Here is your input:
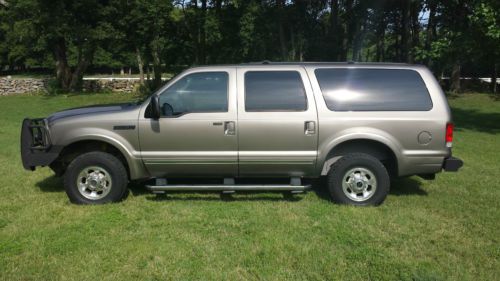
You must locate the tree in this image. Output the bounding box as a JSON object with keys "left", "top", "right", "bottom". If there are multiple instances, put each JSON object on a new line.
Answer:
{"left": 2, "top": 0, "right": 119, "bottom": 91}
{"left": 0, "top": 0, "right": 498, "bottom": 94}
{"left": 470, "top": 1, "right": 500, "bottom": 93}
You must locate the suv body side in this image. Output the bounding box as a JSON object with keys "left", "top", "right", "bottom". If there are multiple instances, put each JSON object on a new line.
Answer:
{"left": 44, "top": 64, "right": 451, "bottom": 180}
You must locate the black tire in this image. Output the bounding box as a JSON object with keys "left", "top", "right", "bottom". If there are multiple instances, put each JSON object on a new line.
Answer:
{"left": 64, "top": 151, "right": 128, "bottom": 204}
{"left": 327, "top": 153, "right": 390, "bottom": 206}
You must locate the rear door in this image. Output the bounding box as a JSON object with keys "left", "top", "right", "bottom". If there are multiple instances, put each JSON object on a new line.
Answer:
{"left": 236, "top": 66, "right": 318, "bottom": 177}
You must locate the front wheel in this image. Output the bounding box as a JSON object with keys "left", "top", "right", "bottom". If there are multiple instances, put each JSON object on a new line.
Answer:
{"left": 64, "top": 152, "right": 128, "bottom": 204}
{"left": 327, "top": 153, "right": 390, "bottom": 206}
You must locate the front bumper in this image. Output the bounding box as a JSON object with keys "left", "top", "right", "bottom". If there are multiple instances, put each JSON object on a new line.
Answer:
{"left": 21, "top": 118, "right": 62, "bottom": 171}
{"left": 442, "top": 156, "right": 463, "bottom": 172}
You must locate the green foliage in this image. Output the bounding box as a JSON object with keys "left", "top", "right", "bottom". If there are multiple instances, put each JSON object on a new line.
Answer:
{"left": 471, "top": 3, "right": 500, "bottom": 39}
{"left": 44, "top": 78, "right": 64, "bottom": 96}
{"left": 0, "top": 0, "right": 499, "bottom": 92}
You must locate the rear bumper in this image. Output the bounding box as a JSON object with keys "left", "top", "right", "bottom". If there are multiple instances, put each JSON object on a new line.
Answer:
{"left": 442, "top": 156, "right": 463, "bottom": 172}
{"left": 21, "top": 118, "right": 62, "bottom": 171}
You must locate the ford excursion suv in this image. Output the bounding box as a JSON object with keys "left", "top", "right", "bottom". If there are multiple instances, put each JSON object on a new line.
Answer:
{"left": 21, "top": 62, "right": 463, "bottom": 205}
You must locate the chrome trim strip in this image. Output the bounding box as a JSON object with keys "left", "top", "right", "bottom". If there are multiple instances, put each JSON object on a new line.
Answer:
{"left": 141, "top": 151, "right": 238, "bottom": 157}
{"left": 239, "top": 151, "right": 317, "bottom": 156}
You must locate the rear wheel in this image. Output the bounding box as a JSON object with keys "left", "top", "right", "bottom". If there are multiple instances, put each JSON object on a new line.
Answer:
{"left": 64, "top": 152, "right": 128, "bottom": 204}
{"left": 327, "top": 153, "right": 390, "bottom": 206}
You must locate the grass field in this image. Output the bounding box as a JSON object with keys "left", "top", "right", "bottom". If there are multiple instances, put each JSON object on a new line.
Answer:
{"left": 0, "top": 92, "right": 499, "bottom": 280}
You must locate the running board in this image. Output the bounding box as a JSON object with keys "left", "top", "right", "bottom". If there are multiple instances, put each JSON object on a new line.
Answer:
{"left": 146, "top": 184, "right": 312, "bottom": 194}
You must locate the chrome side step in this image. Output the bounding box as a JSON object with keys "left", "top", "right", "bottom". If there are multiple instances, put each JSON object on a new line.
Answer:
{"left": 146, "top": 184, "right": 312, "bottom": 194}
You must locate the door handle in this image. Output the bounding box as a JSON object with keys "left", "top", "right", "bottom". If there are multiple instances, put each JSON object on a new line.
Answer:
{"left": 224, "top": 121, "right": 236, "bottom": 135}
{"left": 305, "top": 121, "right": 316, "bottom": 135}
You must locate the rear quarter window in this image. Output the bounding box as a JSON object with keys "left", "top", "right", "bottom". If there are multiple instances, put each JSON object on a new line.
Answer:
{"left": 314, "top": 68, "right": 433, "bottom": 111}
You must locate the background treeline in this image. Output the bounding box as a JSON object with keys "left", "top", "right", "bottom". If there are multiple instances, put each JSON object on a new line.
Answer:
{"left": 0, "top": 0, "right": 499, "bottom": 93}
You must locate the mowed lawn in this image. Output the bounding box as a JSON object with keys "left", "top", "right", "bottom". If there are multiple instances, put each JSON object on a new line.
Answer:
{"left": 0, "top": 92, "right": 499, "bottom": 281}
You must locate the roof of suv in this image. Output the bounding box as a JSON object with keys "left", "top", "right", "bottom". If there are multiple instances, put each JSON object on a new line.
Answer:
{"left": 190, "top": 61, "right": 424, "bottom": 70}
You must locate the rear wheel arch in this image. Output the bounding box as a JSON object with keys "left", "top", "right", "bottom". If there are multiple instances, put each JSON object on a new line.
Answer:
{"left": 320, "top": 139, "right": 399, "bottom": 177}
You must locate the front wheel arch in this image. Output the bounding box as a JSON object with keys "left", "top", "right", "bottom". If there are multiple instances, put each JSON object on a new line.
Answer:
{"left": 51, "top": 140, "right": 131, "bottom": 180}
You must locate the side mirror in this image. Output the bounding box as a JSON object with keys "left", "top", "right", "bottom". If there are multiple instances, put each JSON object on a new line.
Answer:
{"left": 150, "top": 95, "right": 161, "bottom": 119}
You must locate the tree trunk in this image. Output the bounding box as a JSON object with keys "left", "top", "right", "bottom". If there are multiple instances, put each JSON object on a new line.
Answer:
{"left": 191, "top": 0, "right": 200, "bottom": 64}
{"left": 352, "top": 15, "right": 367, "bottom": 62}
{"left": 68, "top": 59, "right": 89, "bottom": 91}
{"left": 330, "top": 0, "right": 341, "bottom": 60}
{"left": 53, "top": 38, "right": 72, "bottom": 91}
{"left": 136, "top": 47, "right": 145, "bottom": 84}
{"left": 375, "top": 20, "right": 386, "bottom": 62}
{"left": 152, "top": 48, "right": 162, "bottom": 90}
{"left": 277, "top": 0, "right": 288, "bottom": 60}
{"left": 400, "top": 0, "right": 411, "bottom": 62}
{"left": 450, "top": 61, "right": 461, "bottom": 93}
{"left": 200, "top": 0, "right": 207, "bottom": 64}
{"left": 53, "top": 37, "right": 92, "bottom": 92}
{"left": 340, "top": 0, "right": 354, "bottom": 61}
{"left": 68, "top": 45, "right": 94, "bottom": 91}
{"left": 492, "top": 63, "right": 498, "bottom": 94}
{"left": 409, "top": 1, "right": 420, "bottom": 63}
{"left": 424, "top": 0, "right": 437, "bottom": 67}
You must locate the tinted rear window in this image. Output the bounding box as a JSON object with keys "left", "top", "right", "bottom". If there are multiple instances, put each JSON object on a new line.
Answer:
{"left": 245, "top": 71, "right": 307, "bottom": 111}
{"left": 314, "top": 68, "right": 433, "bottom": 111}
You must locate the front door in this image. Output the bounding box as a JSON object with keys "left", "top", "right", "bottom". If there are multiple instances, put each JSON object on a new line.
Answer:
{"left": 138, "top": 68, "right": 238, "bottom": 177}
{"left": 236, "top": 66, "right": 319, "bottom": 177}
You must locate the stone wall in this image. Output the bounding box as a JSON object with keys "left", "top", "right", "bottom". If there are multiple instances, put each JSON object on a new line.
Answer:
{"left": 82, "top": 79, "right": 140, "bottom": 93}
{"left": 0, "top": 78, "right": 49, "bottom": 95}
{"left": 0, "top": 77, "right": 143, "bottom": 95}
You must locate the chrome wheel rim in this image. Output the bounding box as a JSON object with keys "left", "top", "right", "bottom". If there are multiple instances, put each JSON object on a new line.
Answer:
{"left": 342, "top": 167, "right": 377, "bottom": 202}
{"left": 76, "top": 166, "right": 113, "bottom": 200}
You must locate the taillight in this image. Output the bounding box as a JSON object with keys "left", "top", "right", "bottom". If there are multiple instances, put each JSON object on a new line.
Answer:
{"left": 445, "top": 123, "right": 454, "bottom": 147}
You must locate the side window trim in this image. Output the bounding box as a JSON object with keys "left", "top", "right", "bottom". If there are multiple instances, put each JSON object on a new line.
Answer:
{"left": 158, "top": 71, "right": 230, "bottom": 118}
{"left": 244, "top": 70, "right": 308, "bottom": 112}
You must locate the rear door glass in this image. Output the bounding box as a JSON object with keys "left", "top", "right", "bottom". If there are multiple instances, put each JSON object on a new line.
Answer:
{"left": 244, "top": 71, "right": 307, "bottom": 112}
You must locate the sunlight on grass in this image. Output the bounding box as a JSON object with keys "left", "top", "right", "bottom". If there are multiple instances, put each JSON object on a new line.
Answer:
{"left": 0, "top": 92, "right": 499, "bottom": 280}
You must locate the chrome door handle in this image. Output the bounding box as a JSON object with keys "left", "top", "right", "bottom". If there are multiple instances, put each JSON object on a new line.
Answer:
{"left": 305, "top": 121, "right": 316, "bottom": 135}
{"left": 224, "top": 121, "right": 235, "bottom": 135}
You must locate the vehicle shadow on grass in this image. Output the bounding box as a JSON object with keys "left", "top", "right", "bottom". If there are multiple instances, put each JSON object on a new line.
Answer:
{"left": 36, "top": 175, "right": 64, "bottom": 192}
{"left": 35, "top": 176, "right": 304, "bottom": 202}
{"left": 142, "top": 192, "right": 305, "bottom": 202}
{"left": 451, "top": 107, "right": 500, "bottom": 134}
{"left": 36, "top": 175, "right": 426, "bottom": 202}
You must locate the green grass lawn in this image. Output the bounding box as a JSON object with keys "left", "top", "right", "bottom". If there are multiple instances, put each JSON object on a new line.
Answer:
{"left": 0, "top": 93, "right": 499, "bottom": 280}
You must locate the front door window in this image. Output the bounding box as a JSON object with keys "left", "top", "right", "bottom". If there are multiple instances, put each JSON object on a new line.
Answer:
{"left": 159, "top": 72, "right": 229, "bottom": 117}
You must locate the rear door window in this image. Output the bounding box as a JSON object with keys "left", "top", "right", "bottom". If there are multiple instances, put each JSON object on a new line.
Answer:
{"left": 244, "top": 71, "right": 307, "bottom": 112}
{"left": 314, "top": 68, "right": 433, "bottom": 111}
